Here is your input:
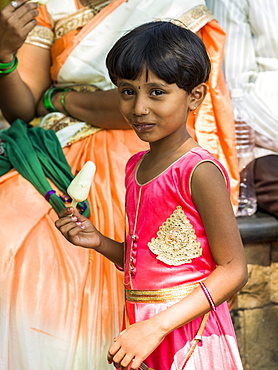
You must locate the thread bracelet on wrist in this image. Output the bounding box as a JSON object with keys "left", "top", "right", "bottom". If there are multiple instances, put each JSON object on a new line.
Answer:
{"left": 199, "top": 281, "right": 216, "bottom": 311}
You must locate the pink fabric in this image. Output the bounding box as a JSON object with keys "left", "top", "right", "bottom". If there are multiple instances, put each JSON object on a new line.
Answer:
{"left": 124, "top": 147, "right": 243, "bottom": 369}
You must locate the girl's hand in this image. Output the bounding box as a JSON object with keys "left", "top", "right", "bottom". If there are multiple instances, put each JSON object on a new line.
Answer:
{"left": 0, "top": 0, "right": 39, "bottom": 62}
{"left": 107, "top": 318, "right": 165, "bottom": 369}
{"left": 55, "top": 207, "right": 102, "bottom": 250}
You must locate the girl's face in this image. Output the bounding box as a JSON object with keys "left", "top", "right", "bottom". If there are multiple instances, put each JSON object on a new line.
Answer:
{"left": 117, "top": 70, "right": 192, "bottom": 145}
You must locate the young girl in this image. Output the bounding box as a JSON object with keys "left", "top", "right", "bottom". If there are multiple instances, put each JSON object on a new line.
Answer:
{"left": 55, "top": 21, "right": 247, "bottom": 370}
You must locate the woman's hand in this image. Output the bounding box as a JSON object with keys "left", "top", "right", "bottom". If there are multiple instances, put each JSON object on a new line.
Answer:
{"left": 55, "top": 207, "right": 102, "bottom": 250}
{"left": 36, "top": 87, "right": 53, "bottom": 117}
{"left": 0, "top": 0, "right": 39, "bottom": 63}
{"left": 107, "top": 318, "right": 166, "bottom": 369}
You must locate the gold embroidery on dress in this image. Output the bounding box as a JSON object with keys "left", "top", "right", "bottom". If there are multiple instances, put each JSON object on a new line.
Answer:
{"left": 175, "top": 5, "right": 214, "bottom": 33}
{"left": 25, "top": 25, "right": 54, "bottom": 49}
{"left": 148, "top": 206, "right": 202, "bottom": 266}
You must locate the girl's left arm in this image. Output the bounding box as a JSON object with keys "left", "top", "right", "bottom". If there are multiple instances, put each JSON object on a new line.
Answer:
{"left": 108, "top": 161, "right": 248, "bottom": 369}
{"left": 153, "top": 161, "right": 248, "bottom": 331}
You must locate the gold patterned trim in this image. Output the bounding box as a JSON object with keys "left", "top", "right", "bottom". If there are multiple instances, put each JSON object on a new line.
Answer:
{"left": 126, "top": 282, "right": 199, "bottom": 303}
{"left": 39, "top": 114, "right": 102, "bottom": 146}
{"left": 54, "top": 8, "right": 94, "bottom": 40}
{"left": 66, "top": 122, "right": 102, "bottom": 145}
{"left": 86, "top": 0, "right": 113, "bottom": 10}
{"left": 177, "top": 5, "right": 214, "bottom": 33}
{"left": 148, "top": 206, "right": 202, "bottom": 266}
{"left": 54, "top": 1, "right": 112, "bottom": 40}
{"left": 25, "top": 25, "right": 54, "bottom": 49}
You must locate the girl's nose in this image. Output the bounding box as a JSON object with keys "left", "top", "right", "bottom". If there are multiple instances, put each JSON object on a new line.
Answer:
{"left": 133, "top": 96, "right": 149, "bottom": 116}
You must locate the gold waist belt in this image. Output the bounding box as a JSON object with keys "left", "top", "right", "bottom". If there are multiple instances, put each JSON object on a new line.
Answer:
{"left": 125, "top": 282, "right": 199, "bottom": 304}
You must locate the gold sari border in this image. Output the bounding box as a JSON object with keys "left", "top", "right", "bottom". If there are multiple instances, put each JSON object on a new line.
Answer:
{"left": 25, "top": 25, "right": 54, "bottom": 49}
{"left": 126, "top": 282, "right": 199, "bottom": 303}
{"left": 67, "top": 123, "right": 102, "bottom": 146}
{"left": 54, "top": 1, "right": 113, "bottom": 41}
{"left": 54, "top": 8, "right": 95, "bottom": 40}
{"left": 178, "top": 5, "right": 214, "bottom": 33}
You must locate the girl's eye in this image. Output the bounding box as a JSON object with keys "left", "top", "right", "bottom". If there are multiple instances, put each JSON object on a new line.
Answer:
{"left": 150, "top": 89, "right": 164, "bottom": 96}
{"left": 122, "top": 89, "right": 135, "bottom": 95}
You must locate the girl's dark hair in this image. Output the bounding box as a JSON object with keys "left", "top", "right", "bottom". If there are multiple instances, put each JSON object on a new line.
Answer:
{"left": 106, "top": 21, "right": 211, "bottom": 93}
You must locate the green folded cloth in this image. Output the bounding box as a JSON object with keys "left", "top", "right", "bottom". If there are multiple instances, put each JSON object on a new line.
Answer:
{"left": 0, "top": 119, "right": 90, "bottom": 216}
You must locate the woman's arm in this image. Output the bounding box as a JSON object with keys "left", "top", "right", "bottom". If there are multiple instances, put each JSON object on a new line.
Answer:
{"left": 0, "top": 43, "right": 52, "bottom": 123}
{"left": 0, "top": 1, "right": 129, "bottom": 128}
{"left": 0, "top": 1, "right": 52, "bottom": 123}
{"left": 49, "top": 88, "right": 130, "bottom": 129}
{"left": 2, "top": 41, "right": 129, "bottom": 128}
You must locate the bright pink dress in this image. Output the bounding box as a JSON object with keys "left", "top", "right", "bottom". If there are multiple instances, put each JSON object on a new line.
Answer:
{"left": 124, "top": 147, "right": 243, "bottom": 370}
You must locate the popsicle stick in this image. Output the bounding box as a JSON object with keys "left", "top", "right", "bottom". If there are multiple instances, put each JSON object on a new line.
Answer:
{"left": 70, "top": 199, "right": 78, "bottom": 208}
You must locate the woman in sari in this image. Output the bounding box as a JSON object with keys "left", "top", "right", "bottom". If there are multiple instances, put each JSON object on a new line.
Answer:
{"left": 0, "top": 0, "right": 238, "bottom": 369}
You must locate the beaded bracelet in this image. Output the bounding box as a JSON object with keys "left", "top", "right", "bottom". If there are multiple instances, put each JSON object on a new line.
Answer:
{"left": 0, "top": 54, "right": 18, "bottom": 76}
{"left": 199, "top": 281, "right": 216, "bottom": 311}
{"left": 43, "top": 87, "right": 65, "bottom": 113}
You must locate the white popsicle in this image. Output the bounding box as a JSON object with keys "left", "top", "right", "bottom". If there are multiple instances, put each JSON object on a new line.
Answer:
{"left": 67, "top": 161, "right": 96, "bottom": 208}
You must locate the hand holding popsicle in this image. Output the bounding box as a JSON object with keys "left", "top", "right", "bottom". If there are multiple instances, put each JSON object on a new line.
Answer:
{"left": 67, "top": 161, "right": 96, "bottom": 208}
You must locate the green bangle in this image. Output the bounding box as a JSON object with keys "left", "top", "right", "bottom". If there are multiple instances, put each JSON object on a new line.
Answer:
{"left": 60, "top": 91, "right": 72, "bottom": 116}
{"left": 0, "top": 55, "right": 18, "bottom": 75}
{"left": 0, "top": 54, "right": 16, "bottom": 69}
{"left": 43, "top": 87, "right": 65, "bottom": 113}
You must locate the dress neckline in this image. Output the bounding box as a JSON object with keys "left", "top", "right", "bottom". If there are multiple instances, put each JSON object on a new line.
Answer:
{"left": 135, "top": 147, "right": 204, "bottom": 187}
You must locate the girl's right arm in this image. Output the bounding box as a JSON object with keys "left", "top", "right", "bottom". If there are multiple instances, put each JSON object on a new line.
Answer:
{"left": 55, "top": 207, "right": 125, "bottom": 268}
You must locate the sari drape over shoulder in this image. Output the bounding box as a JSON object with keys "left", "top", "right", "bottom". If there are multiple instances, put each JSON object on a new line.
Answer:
{"left": 0, "top": 1, "right": 238, "bottom": 369}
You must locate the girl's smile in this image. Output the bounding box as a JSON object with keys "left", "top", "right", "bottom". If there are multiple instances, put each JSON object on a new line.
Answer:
{"left": 132, "top": 122, "right": 156, "bottom": 132}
